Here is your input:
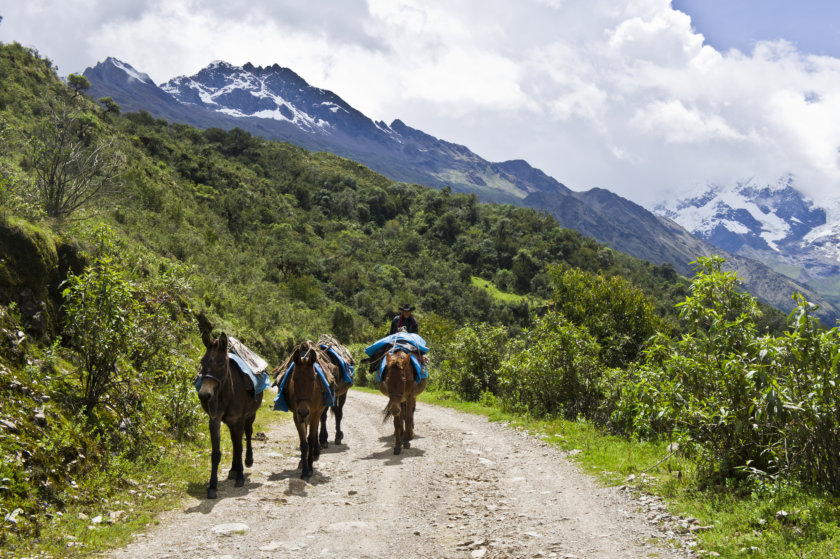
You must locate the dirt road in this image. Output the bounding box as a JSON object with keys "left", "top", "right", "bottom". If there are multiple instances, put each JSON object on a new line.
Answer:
{"left": 107, "top": 390, "right": 697, "bottom": 558}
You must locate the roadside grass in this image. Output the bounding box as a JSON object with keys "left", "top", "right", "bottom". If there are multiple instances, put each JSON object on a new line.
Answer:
{"left": 416, "top": 390, "right": 840, "bottom": 559}
{"left": 6, "top": 399, "right": 284, "bottom": 558}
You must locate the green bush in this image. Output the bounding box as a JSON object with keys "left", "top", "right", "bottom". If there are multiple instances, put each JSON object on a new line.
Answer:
{"left": 62, "top": 226, "right": 139, "bottom": 414}
{"left": 432, "top": 323, "right": 510, "bottom": 401}
{"left": 609, "top": 257, "right": 840, "bottom": 493}
{"left": 498, "top": 312, "right": 602, "bottom": 419}
{"left": 773, "top": 295, "right": 840, "bottom": 492}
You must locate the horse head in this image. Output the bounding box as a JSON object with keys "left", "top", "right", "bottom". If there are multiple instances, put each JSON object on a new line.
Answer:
{"left": 383, "top": 351, "right": 412, "bottom": 418}
{"left": 198, "top": 331, "right": 230, "bottom": 406}
{"left": 291, "top": 343, "right": 319, "bottom": 419}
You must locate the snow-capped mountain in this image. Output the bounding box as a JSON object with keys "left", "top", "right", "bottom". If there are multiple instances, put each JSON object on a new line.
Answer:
{"left": 655, "top": 177, "right": 840, "bottom": 282}
{"left": 162, "top": 61, "right": 372, "bottom": 135}
{"left": 81, "top": 57, "right": 840, "bottom": 322}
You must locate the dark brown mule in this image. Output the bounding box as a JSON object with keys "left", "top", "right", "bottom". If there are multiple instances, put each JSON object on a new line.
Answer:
{"left": 281, "top": 341, "right": 336, "bottom": 478}
{"left": 319, "top": 392, "right": 348, "bottom": 448}
{"left": 197, "top": 332, "right": 263, "bottom": 499}
{"left": 317, "top": 335, "right": 354, "bottom": 448}
{"left": 379, "top": 350, "right": 427, "bottom": 455}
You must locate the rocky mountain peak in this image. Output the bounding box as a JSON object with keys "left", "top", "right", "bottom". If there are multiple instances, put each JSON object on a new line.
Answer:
{"left": 655, "top": 177, "right": 840, "bottom": 280}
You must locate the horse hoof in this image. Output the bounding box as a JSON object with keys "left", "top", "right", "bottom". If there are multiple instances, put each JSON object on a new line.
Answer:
{"left": 245, "top": 456, "right": 253, "bottom": 468}
{"left": 335, "top": 432, "right": 343, "bottom": 445}
{"left": 320, "top": 440, "right": 329, "bottom": 449}
{"left": 207, "top": 487, "right": 217, "bottom": 499}
{"left": 227, "top": 469, "right": 240, "bottom": 480}
{"left": 393, "top": 446, "right": 402, "bottom": 455}
{"left": 235, "top": 477, "right": 245, "bottom": 488}
{"left": 403, "top": 441, "right": 411, "bottom": 449}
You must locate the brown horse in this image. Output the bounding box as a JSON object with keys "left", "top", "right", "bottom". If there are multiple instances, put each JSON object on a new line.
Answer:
{"left": 196, "top": 332, "right": 262, "bottom": 499}
{"left": 280, "top": 341, "right": 336, "bottom": 478}
{"left": 379, "top": 350, "right": 427, "bottom": 455}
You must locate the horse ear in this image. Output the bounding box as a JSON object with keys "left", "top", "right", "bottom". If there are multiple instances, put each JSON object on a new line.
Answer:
{"left": 218, "top": 332, "right": 228, "bottom": 350}
{"left": 202, "top": 331, "right": 212, "bottom": 348}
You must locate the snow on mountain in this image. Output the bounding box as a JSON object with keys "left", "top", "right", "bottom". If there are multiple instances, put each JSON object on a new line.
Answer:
{"left": 803, "top": 201, "right": 840, "bottom": 262}
{"left": 105, "top": 57, "right": 154, "bottom": 85}
{"left": 159, "top": 62, "right": 356, "bottom": 133}
{"left": 655, "top": 176, "right": 840, "bottom": 279}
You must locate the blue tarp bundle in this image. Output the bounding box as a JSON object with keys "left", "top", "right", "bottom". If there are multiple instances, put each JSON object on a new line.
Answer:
{"left": 194, "top": 352, "right": 270, "bottom": 400}
{"left": 364, "top": 333, "right": 429, "bottom": 356}
{"left": 320, "top": 345, "right": 355, "bottom": 385}
{"left": 272, "top": 361, "right": 335, "bottom": 412}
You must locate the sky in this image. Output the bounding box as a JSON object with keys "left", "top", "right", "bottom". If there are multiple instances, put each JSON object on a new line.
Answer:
{"left": 2, "top": 0, "right": 840, "bottom": 208}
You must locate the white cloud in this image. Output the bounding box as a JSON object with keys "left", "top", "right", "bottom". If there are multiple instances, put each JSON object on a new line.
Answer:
{"left": 3, "top": 0, "right": 840, "bottom": 207}
{"left": 630, "top": 100, "right": 745, "bottom": 143}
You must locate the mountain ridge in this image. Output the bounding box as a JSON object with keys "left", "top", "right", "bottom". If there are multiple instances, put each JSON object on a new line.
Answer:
{"left": 81, "top": 57, "right": 840, "bottom": 324}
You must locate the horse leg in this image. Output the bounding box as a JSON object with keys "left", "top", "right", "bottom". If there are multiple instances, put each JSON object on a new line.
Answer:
{"left": 334, "top": 393, "right": 346, "bottom": 445}
{"left": 392, "top": 409, "right": 403, "bottom": 455}
{"left": 400, "top": 401, "right": 410, "bottom": 449}
{"left": 400, "top": 401, "right": 411, "bottom": 449}
{"left": 295, "top": 413, "right": 311, "bottom": 479}
{"left": 301, "top": 416, "right": 319, "bottom": 479}
{"left": 244, "top": 417, "right": 254, "bottom": 468}
{"left": 405, "top": 397, "right": 416, "bottom": 444}
{"left": 227, "top": 423, "right": 245, "bottom": 487}
{"left": 319, "top": 407, "right": 329, "bottom": 449}
{"left": 207, "top": 418, "right": 222, "bottom": 499}
{"left": 311, "top": 412, "right": 322, "bottom": 463}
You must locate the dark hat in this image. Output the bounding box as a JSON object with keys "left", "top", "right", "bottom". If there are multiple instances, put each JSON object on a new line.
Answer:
{"left": 399, "top": 304, "right": 415, "bottom": 311}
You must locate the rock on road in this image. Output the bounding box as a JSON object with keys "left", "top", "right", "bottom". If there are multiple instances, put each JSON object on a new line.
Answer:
{"left": 107, "top": 390, "right": 696, "bottom": 558}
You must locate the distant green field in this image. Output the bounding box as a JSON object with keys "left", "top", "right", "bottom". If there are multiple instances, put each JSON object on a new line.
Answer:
{"left": 471, "top": 276, "right": 536, "bottom": 304}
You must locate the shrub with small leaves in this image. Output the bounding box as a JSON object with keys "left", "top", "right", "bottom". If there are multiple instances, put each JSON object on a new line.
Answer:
{"left": 498, "top": 312, "right": 602, "bottom": 419}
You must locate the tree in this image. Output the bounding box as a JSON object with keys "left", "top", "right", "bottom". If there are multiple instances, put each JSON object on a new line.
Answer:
{"left": 549, "top": 265, "right": 665, "bottom": 367}
{"left": 97, "top": 96, "right": 120, "bottom": 115}
{"left": 27, "top": 103, "right": 124, "bottom": 218}
{"left": 66, "top": 73, "right": 90, "bottom": 96}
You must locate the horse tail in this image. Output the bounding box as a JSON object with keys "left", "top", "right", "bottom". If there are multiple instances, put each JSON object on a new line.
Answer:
{"left": 382, "top": 402, "right": 393, "bottom": 423}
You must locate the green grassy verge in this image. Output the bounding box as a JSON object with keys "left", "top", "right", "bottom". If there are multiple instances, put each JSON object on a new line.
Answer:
{"left": 415, "top": 390, "right": 840, "bottom": 559}
{"left": 5, "top": 404, "right": 283, "bottom": 558}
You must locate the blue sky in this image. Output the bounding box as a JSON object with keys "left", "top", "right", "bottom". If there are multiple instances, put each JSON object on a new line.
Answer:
{"left": 2, "top": 1, "right": 840, "bottom": 207}
{"left": 674, "top": 0, "right": 840, "bottom": 58}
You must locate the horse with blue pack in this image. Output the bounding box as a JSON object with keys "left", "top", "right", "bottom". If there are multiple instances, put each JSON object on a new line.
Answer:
{"left": 271, "top": 340, "right": 339, "bottom": 479}
{"left": 364, "top": 333, "right": 429, "bottom": 455}
{"left": 316, "top": 334, "right": 355, "bottom": 447}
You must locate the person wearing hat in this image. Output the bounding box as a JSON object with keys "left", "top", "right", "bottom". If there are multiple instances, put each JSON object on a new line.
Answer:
{"left": 389, "top": 304, "right": 418, "bottom": 335}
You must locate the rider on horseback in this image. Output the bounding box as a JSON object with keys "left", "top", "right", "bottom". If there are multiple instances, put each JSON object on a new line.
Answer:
{"left": 389, "top": 304, "right": 418, "bottom": 335}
